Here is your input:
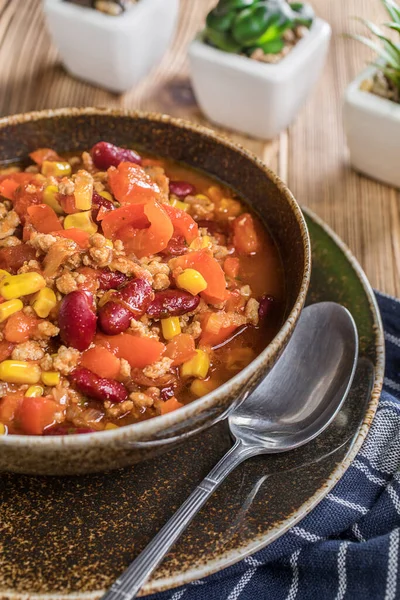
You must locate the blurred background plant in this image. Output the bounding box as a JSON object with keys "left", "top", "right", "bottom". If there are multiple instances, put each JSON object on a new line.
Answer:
{"left": 203, "top": 0, "right": 315, "bottom": 61}
{"left": 349, "top": 0, "right": 400, "bottom": 102}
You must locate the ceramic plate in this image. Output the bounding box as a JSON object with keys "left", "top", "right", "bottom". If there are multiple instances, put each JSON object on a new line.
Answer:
{"left": 0, "top": 208, "right": 384, "bottom": 599}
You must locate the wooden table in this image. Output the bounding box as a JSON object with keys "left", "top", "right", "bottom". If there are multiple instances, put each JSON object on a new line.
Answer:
{"left": 0, "top": 0, "right": 399, "bottom": 296}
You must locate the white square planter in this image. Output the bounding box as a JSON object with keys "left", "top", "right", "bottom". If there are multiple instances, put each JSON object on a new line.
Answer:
{"left": 188, "top": 18, "right": 331, "bottom": 140}
{"left": 43, "top": 0, "right": 179, "bottom": 93}
{"left": 344, "top": 67, "right": 400, "bottom": 189}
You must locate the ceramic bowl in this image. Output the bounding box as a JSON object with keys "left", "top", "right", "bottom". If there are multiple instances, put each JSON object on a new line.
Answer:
{"left": 0, "top": 108, "right": 311, "bottom": 475}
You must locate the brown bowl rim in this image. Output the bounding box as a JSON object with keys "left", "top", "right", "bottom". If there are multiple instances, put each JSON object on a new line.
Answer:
{"left": 0, "top": 107, "right": 311, "bottom": 447}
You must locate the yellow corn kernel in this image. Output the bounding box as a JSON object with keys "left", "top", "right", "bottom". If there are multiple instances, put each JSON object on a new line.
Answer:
{"left": 41, "top": 371, "right": 60, "bottom": 386}
{"left": 0, "top": 361, "right": 41, "bottom": 384}
{"left": 64, "top": 210, "right": 98, "bottom": 235}
{"left": 99, "top": 191, "right": 113, "bottom": 201}
{"left": 189, "top": 236, "right": 211, "bottom": 251}
{"left": 105, "top": 422, "right": 119, "bottom": 430}
{"left": 104, "top": 238, "right": 113, "bottom": 249}
{"left": 216, "top": 198, "right": 242, "bottom": 219}
{"left": 31, "top": 287, "right": 57, "bottom": 318}
{"left": 161, "top": 317, "right": 181, "bottom": 341}
{"left": 176, "top": 268, "right": 207, "bottom": 295}
{"left": 190, "top": 377, "right": 220, "bottom": 397}
{"left": 0, "top": 299, "right": 23, "bottom": 323}
{"left": 195, "top": 194, "right": 209, "bottom": 201}
{"left": 169, "top": 198, "right": 189, "bottom": 211}
{"left": 207, "top": 186, "right": 223, "bottom": 202}
{"left": 0, "top": 423, "right": 7, "bottom": 435}
{"left": 25, "top": 385, "right": 45, "bottom": 397}
{"left": 0, "top": 272, "right": 46, "bottom": 300}
{"left": 41, "top": 161, "right": 71, "bottom": 177}
{"left": 43, "top": 185, "right": 63, "bottom": 214}
{"left": 74, "top": 170, "right": 93, "bottom": 210}
{"left": 0, "top": 269, "right": 10, "bottom": 284}
{"left": 181, "top": 349, "right": 210, "bottom": 379}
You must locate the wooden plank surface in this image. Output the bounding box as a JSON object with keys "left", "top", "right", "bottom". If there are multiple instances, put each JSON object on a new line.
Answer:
{"left": 0, "top": 0, "right": 399, "bottom": 296}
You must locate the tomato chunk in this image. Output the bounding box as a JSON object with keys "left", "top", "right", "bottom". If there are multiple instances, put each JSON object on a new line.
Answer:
{"left": 232, "top": 213, "right": 260, "bottom": 254}
{"left": 53, "top": 229, "right": 90, "bottom": 248}
{"left": 101, "top": 200, "right": 173, "bottom": 258}
{"left": 80, "top": 346, "right": 121, "bottom": 380}
{"left": 0, "top": 173, "right": 34, "bottom": 200}
{"left": 0, "top": 393, "right": 23, "bottom": 428}
{"left": 18, "top": 397, "right": 60, "bottom": 435}
{"left": 4, "top": 312, "right": 39, "bottom": 343}
{"left": 163, "top": 205, "right": 198, "bottom": 244}
{"left": 108, "top": 162, "right": 159, "bottom": 204}
{"left": 95, "top": 333, "right": 165, "bottom": 369}
{"left": 160, "top": 397, "right": 184, "bottom": 415}
{"left": 165, "top": 333, "right": 196, "bottom": 366}
{"left": 172, "top": 250, "right": 228, "bottom": 304}
{"left": 27, "top": 204, "right": 62, "bottom": 234}
{"left": 0, "top": 341, "right": 14, "bottom": 362}
{"left": 0, "top": 244, "right": 36, "bottom": 274}
{"left": 29, "top": 148, "right": 62, "bottom": 166}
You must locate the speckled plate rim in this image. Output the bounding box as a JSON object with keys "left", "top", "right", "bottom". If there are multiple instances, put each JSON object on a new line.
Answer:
{"left": 0, "top": 208, "right": 384, "bottom": 600}
{"left": 139, "top": 207, "right": 385, "bottom": 596}
{"left": 0, "top": 106, "right": 311, "bottom": 451}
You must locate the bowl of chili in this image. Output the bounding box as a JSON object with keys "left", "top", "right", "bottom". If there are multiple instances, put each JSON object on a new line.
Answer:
{"left": 0, "top": 108, "right": 310, "bottom": 474}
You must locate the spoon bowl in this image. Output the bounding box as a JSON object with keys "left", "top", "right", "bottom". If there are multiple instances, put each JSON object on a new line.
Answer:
{"left": 102, "top": 301, "right": 358, "bottom": 600}
{"left": 230, "top": 301, "right": 358, "bottom": 452}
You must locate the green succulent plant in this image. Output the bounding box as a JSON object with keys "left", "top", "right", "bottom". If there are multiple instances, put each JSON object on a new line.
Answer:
{"left": 350, "top": 0, "right": 400, "bottom": 95}
{"left": 204, "top": 0, "right": 315, "bottom": 56}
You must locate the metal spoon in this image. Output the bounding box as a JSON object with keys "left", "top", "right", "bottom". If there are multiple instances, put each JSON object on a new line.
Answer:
{"left": 102, "top": 301, "right": 358, "bottom": 600}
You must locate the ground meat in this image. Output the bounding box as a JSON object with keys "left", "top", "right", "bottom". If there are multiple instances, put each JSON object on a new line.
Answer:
{"left": 108, "top": 256, "right": 151, "bottom": 280}
{"left": 82, "top": 151, "right": 95, "bottom": 173}
{"left": 11, "top": 341, "right": 44, "bottom": 361}
{"left": 34, "top": 321, "right": 60, "bottom": 340}
{"left": 0, "top": 210, "right": 20, "bottom": 240}
{"left": 0, "top": 235, "right": 22, "bottom": 247}
{"left": 29, "top": 232, "right": 57, "bottom": 253}
{"left": 153, "top": 273, "right": 170, "bottom": 290}
{"left": 144, "top": 166, "right": 169, "bottom": 203}
{"left": 185, "top": 194, "right": 214, "bottom": 219}
{"left": 129, "top": 319, "right": 160, "bottom": 340}
{"left": 240, "top": 285, "right": 252, "bottom": 298}
{"left": 105, "top": 400, "right": 134, "bottom": 419}
{"left": 146, "top": 386, "right": 161, "bottom": 399}
{"left": 65, "top": 252, "right": 83, "bottom": 270}
{"left": 40, "top": 354, "right": 53, "bottom": 371}
{"left": 93, "top": 180, "right": 105, "bottom": 193}
{"left": 142, "top": 357, "right": 173, "bottom": 379}
{"left": 113, "top": 240, "right": 124, "bottom": 253}
{"left": 184, "top": 320, "right": 202, "bottom": 339}
{"left": 84, "top": 233, "right": 113, "bottom": 268}
{"left": 52, "top": 346, "right": 80, "bottom": 375}
{"left": 17, "top": 260, "right": 41, "bottom": 274}
{"left": 0, "top": 382, "right": 9, "bottom": 397}
{"left": 0, "top": 203, "right": 9, "bottom": 219}
{"left": 119, "top": 358, "right": 131, "bottom": 379}
{"left": 56, "top": 270, "right": 78, "bottom": 294}
{"left": 58, "top": 177, "right": 75, "bottom": 196}
{"left": 212, "top": 244, "right": 230, "bottom": 261}
{"left": 245, "top": 298, "right": 260, "bottom": 326}
{"left": 129, "top": 392, "right": 154, "bottom": 409}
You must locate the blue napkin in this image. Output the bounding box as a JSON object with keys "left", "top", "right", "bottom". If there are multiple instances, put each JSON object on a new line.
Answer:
{"left": 148, "top": 292, "right": 400, "bottom": 600}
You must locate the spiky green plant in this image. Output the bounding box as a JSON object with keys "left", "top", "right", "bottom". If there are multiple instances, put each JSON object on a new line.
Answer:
{"left": 351, "top": 0, "right": 400, "bottom": 95}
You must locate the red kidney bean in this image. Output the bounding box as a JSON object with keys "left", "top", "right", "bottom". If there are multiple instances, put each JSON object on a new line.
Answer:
{"left": 58, "top": 291, "right": 97, "bottom": 351}
{"left": 159, "top": 234, "right": 187, "bottom": 257}
{"left": 147, "top": 289, "right": 200, "bottom": 319}
{"left": 70, "top": 367, "right": 128, "bottom": 404}
{"left": 258, "top": 295, "right": 275, "bottom": 320}
{"left": 169, "top": 180, "right": 195, "bottom": 198}
{"left": 97, "top": 269, "right": 128, "bottom": 291}
{"left": 160, "top": 385, "right": 176, "bottom": 401}
{"left": 92, "top": 191, "right": 115, "bottom": 222}
{"left": 117, "top": 278, "right": 154, "bottom": 317}
{"left": 98, "top": 301, "right": 132, "bottom": 335}
{"left": 90, "top": 141, "right": 142, "bottom": 170}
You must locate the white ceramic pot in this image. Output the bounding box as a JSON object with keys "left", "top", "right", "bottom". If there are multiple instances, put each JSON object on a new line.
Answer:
{"left": 344, "top": 67, "right": 400, "bottom": 189}
{"left": 188, "top": 18, "right": 331, "bottom": 140}
{"left": 43, "top": 0, "right": 179, "bottom": 93}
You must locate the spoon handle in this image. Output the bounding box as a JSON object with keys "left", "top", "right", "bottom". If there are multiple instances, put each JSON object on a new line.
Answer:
{"left": 101, "top": 439, "right": 252, "bottom": 600}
